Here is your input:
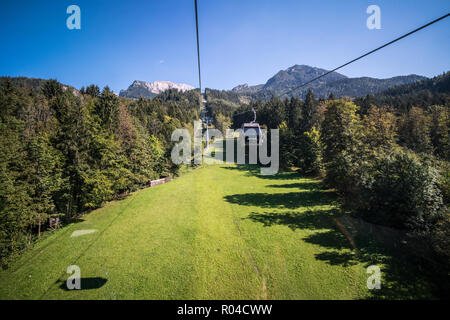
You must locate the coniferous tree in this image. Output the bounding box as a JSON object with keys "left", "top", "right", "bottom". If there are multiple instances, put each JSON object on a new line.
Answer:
{"left": 85, "top": 84, "right": 100, "bottom": 98}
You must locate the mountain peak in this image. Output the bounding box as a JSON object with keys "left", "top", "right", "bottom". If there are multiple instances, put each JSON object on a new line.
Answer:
{"left": 231, "top": 83, "right": 249, "bottom": 92}
{"left": 231, "top": 83, "right": 264, "bottom": 94}
{"left": 230, "top": 64, "right": 427, "bottom": 100}
{"left": 120, "top": 80, "right": 194, "bottom": 99}
{"left": 263, "top": 64, "right": 348, "bottom": 91}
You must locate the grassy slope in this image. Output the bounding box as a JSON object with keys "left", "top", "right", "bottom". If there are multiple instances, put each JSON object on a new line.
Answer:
{"left": 0, "top": 158, "right": 435, "bottom": 299}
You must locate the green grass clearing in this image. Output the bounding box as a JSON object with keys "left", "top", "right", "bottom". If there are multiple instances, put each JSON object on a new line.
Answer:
{"left": 0, "top": 141, "right": 437, "bottom": 299}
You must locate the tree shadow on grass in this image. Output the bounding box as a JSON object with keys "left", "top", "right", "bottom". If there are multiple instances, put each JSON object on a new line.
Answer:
{"left": 59, "top": 277, "right": 108, "bottom": 291}
{"left": 266, "top": 182, "right": 325, "bottom": 190}
{"left": 303, "top": 229, "right": 355, "bottom": 251}
{"left": 244, "top": 209, "right": 336, "bottom": 231}
{"left": 224, "top": 191, "right": 334, "bottom": 209}
{"left": 314, "top": 251, "right": 359, "bottom": 267}
{"left": 360, "top": 237, "right": 437, "bottom": 299}
{"left": 221, "top": 165, "right": 300, "bottom": 180}
{"left": 244, "top": 208, "right": 437, "bottom": 298}
{"left": 225, "top": 164, "right": 438, "bottom": 298}
{"left": 245, "top": 210, "right": 359, "bottom": 266}
{"left": 305, "top": 228, "right": 437, "bottom": 299}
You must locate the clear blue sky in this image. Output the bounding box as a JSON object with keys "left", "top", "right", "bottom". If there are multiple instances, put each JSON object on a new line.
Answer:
{"left": 1, "top": 0, "right": 449, "bottom": 93}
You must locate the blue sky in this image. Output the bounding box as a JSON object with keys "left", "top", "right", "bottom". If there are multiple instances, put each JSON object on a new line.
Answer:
{"left": 1, "top": 0, "right": 449, "bottom": 92}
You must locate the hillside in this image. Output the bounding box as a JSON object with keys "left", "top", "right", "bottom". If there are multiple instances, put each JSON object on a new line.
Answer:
{"left": 0, "top": 77, "right": 201, "bottom": 268}
{"left": 0, "top": 76, "right": 81, "bottom": 96}
{"left": 355, "top": 71, "right": 450, "bottom": 111}
{"left": 0, "top": 76, "right": 446, "bottom": 300}
{"left": 0, "top": 155, "right": 436, "bottom": 299}
{"left": 286, "top": 74, "right": 427, "bottom": 99}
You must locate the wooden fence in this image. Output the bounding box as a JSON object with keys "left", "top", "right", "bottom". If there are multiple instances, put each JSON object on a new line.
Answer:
{"left": 150, "top": 177, "right": 171, "bottom": 187}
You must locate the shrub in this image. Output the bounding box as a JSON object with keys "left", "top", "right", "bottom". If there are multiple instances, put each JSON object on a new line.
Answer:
{"left": 357, "top": 150, "right": 445, "bottom": 231}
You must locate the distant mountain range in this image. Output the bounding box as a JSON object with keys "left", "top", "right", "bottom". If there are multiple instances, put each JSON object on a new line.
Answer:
{"left": 119, "top": 80, "right": 194, "bottom": 99}
{"left": 355, "top": 71, "right": 450, "bottom": 111}
{"left": 117, "top": 65, "right": 427, "bottom": 100}
{"left": 1, "top": 64, "right": 428, "bottom": 102}
{"left": 231, "top": 64, "right": 427, "bottom": 100}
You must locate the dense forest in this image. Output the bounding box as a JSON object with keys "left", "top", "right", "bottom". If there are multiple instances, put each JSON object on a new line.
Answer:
{"left": 0, "top": 78, "right": 200, "bottom": 266}
{"left": 227, "top": 73, "right": 450, "bottom": 286}
{"left": 355, "top": 71, "right": 450, "bottom": 113}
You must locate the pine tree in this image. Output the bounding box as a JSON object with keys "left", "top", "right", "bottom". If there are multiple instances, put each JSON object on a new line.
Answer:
{"left": 301, "top": 89, "right": 317, "bottom": 132}
{"left": 85, "top": 84, "right": 100, "bottom": 97}
{"left": 286, "top": 97, "right": 302, "bottom": 129}
{"left": 321, "top": 100, "right": 363, "bottom": 194}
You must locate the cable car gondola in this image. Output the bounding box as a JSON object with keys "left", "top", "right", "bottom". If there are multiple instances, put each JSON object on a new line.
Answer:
{"left": 241, "top": 108, "right": 263, "bottom": 146}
